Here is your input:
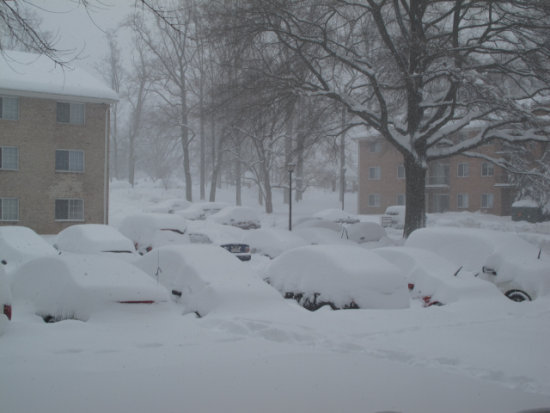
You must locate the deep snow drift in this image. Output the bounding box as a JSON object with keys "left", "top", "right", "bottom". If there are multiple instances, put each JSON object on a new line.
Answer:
{"left": 1, "top": 180, "right": 550, "bottom": 413}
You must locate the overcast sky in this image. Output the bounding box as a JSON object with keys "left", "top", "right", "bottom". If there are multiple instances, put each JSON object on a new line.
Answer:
{"left": 27, "top": 0, "right": 135, "bottom": 71}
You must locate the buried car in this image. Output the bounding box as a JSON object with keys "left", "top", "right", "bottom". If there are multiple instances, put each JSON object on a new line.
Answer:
{"left": 135, "top": 244, "right": 286, "bottom": 317}
{"left": 0, "top": 226, "right": 58, "bottom": 275}
{"left": 406, "top": 227, "right": 550, "bottom": 302}
{"left": 209, "top": 206, "right": 261, "bottom": 230}
{"left": 265, "top": 245, "right": 409, "bottom": 311}
{"left": 373, "top": 246, "right": 504, "bottom": 307}
{"left": 118, "top": 213, "right": 189, "bottom": 254}
{"left": 242, "top": 227, "right": 308, "bottom": 259}
{"left": 11, "top": 254, "right": 169, "bottom": 322}
{"left": 177, "top": 201, "right": 230, "bottom": 221}
{"left": 54, "top": 224, "right": 138, "bottom": 261}
{"left": 187, "top": 221, "right": 252, "bottom": 261}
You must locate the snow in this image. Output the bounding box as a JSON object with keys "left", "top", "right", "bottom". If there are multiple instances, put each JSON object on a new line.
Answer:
{"left": 0, "top": 50, "right": 118, "bottom": 103}
{"left": 313, "top": 208, "right": 360, "bottom": 223}
{"left": 2, "top": 181, "right": 550, "bottom": 412}
{"left": 0, "top": 226, "right": 58, "bottom": 276}
{"left": 265, "top": 245, "right": 410, "bottom": 310}
{"left": 54, "top": 224, "right": 136, "bottom": 255}
{"left": 242, "top": 227, "right": 309, "bottom": 258}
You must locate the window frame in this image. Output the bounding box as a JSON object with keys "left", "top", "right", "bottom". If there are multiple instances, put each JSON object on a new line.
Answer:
{"left": 397, "top": 164, "right": 405, "bottom": 179}
{"left": 0, "top": 146, "right": 19, "bottom": 170}
{"left": 56, "top": 102, "right": 85, "bottom": 125}
{"left": 55, "top": 149, "right": 85, "bottom": 173}
{"left": 368, "top": 166, "right": 381, "bottom": 180}
{"left": 457, "top": 162, "right": 469, "bottom": 178}
{"left": 368, "top": 141, "right": 382, "bottom": 153}
{"left": 0, "top": 96, "right": 19, "bottom": 121}
{"left": 481, "top": 162, "right": 494, "bottom": 177}
{"left": 55, "top": 198, "right": 84, "bottom": 221}
{"left": 481, "top": 193, "right": 494, "bottom": 209}
{"left": 0, "top": 198, "right": 19, "bottom": 221}
{"left": 396, "top": 193, "right": 405, "bottom": 206}
{"left": 457, "top": 193, "right": 469, "bottom": 209}
{"left": 368, "top": 193, "right": 381, "bottom": 207}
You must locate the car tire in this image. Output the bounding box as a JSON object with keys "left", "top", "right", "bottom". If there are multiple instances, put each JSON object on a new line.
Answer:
{"left": 504, "top": 289, "right": 532, "bottom": 302}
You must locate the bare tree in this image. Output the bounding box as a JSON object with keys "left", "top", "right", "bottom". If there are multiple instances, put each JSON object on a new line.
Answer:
{"left": 226, "top": 0, "right": 550, "bottom": 236}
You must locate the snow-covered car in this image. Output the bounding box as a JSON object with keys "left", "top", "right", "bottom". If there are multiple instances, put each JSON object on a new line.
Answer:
{"left": 177, "top": 202, "right": 230, "bottom": 221}
{"left": 313, "top": 209, "right": 360, "bottom": 224}
{"left": 11, "top": 254, "right": 169, "bottom": 323}
{"left": 54, "top": 224, "right": 138, "bottom": 261}
{"left": 135, "top": 244, "right": 286, "bottom": 317}
{"left": 0, "top": 266, "right": 12, "bottom": 335}
{"left": 293, "top": 216, "right": 343, "bottom": 232}
{"left": 265, "top": 245, "right": 409, "bottom": 311}
{"left": 187, "top": 221, "right": 252, "bottom": 261}
{"left": 406, "top": 227, "right": 550, "bottom": 302}
{"left": 373, "top": 246, "right": 503, "bottom": 307}
{"left": 380, "top": 205, "right": 406, "bottom": 229}
{"left": 118, "top": 213, "right": 189, "bottom": 254}
{"left": 0, "top": 226, "right": 58, "bottom": 275}
{"left": 144, "top": 198, "right": 192, "bottom": 214}
{"left": 293, "top": 227, "right": 356, "bottom": 246}
{"left": 209, "top": 206, "right": 261, "bottom": 230}
{"left": 341, "top": 221, "right": 391, "bottom": 246}
{"left": 243, "top": 227, "right": 308, "bottom": 258}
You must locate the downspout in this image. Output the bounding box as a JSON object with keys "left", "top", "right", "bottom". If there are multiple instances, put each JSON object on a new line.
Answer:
{"left": 104, "top": 105, "right": 110, "bottom": 224}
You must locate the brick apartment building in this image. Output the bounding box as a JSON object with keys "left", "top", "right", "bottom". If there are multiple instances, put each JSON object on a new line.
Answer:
{"left": 357, "top": 136, "right": 517, "bottom": 216}
{"left": 0, "top": 51, "right": 117, "bottom": 234}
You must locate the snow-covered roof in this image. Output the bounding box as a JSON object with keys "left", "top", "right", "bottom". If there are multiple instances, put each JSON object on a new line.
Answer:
{"left": 0, "top": 50, "right": 118, "bottom": 103}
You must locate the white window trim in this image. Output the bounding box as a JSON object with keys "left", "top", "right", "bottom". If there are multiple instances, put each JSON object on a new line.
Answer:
{"left": 481, "top": 162, "right": 494, "bottom": 177}
{"left": 0, "top": 96, "right": 19, "bottom": 121}
{"left": 0, "top": 198, "right": 19, "bottom": 221}
{"left": 369, "top": 166, "right": 381, "bottom": 180}
{"left": 397, "top": 164, "right": 405, "bottom": 179}
{"left": 0, "top": 146, "right": 19, "bottom": 171}
{"left": 457, "top": 162, "right": 469, "bottom": 178}
{"left": 56, "top": 102, "right": 85, "bottom": 125}
{"left": 481, "top": 193, "right": 494, "bottom": 209}
{"left": 368, "top": 193, "right": 381, "bottom": 207}
{"left": 55, "top": 149, "right": 85, "bottom": 173}
{"left": 55, "top": 198, "right": 84, "bottom": 221}
{"left": 457, "top": 193, "right": 469, "bottom": 209}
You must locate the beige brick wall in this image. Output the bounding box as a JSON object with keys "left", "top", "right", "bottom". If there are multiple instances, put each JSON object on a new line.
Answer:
{"left": 357, "top": 138, "right": 516, "bottom": 216}
{"left": 0, "top": 96, "right": 110, "bottom": 234}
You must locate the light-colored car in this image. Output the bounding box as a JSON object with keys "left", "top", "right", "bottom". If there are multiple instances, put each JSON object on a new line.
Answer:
{"left": 243, "top": 227, "right": 308, "bottom": 259}
{"left": 118, "top": 213, "right": 189, "bottom": 254}
{"left": 313, "top": 209, "right": 360, "bottom": 224}
{"left": 265, "top": 245, "right": 409, "bottom": 311}
{"left": 177, "top": 202, "right": 230, "bottom": 221}
{"left": 341, "top": 221, "right": 391, "bottom": 246}
{"left": 0, "top": 266, "right": 12, "bottom": 335}
{"left": 54, "top": 224, "right": 138, "bottom": 261}
{"left": 406, "top": 227, "right": 550, "bottom": 302}
{"left": 11, "top": 253, "right": 169, "bottom": 322}
{"left": 0, "top": 226, "right": 58, "bottom": 275}
{"left": 373, "top": 246, "right": 504, "bottom": 306}
{"left": 209, "top": 206, "right": 261, "bottom": 230}
{"left": 294, "top": 227, "right": 356, "bottom": 246}
{"left": 380, "top": 205, "right": 406, "bottom": 229}
{"left": 187, "top": 221, "right": 252, "bottom": 261}
{"left": 135, "top": 244, "right": 286, "bottom": 317}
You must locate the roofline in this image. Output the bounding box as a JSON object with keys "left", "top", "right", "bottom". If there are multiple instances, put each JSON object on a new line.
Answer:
{"left": 0, "top": 87, "right": 118, "bottom": 104}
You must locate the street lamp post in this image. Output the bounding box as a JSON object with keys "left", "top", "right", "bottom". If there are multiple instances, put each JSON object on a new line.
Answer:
{"left": 288, "top": 164, "right": 295, "bottom": 231}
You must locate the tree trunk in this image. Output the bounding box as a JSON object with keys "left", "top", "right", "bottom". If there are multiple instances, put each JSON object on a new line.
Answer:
{"left": 403, "top": 155, "right": 427, "bottom": 238}
{"left": 235, "top": 142, "right": 242, "bottom": 206}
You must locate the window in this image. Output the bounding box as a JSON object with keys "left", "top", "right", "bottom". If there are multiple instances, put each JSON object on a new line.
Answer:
{"left": 56, "top": 102, "right": 85, "bottom": 125}
{"left": 55, "top": 150, "right": 84, "bottom": 172}
{"left": 457, "top": 193, "right": 469, "bottom": 209}
{"left": 0, "top": 96, "right": 19, "bottom": 120}
{"left": 481, "top": 193, "right": 494, "bottom": 209}
{"left": 369, "top": 166, "right": 381, "bottom": 180}
{"left": 397, "top": 164, "right": 405, "bottom": 179}
{"left": 368, "top": 194, "right": 380, "bottom": 207}
{"left": 369, "top": 141, "right": 382, "bottom": 153}
{"left": 0, "top": 198, "right": 19, "bottom": 221}
{"left": 428, "top": 162, "right": 449, "bottom": 185}
{"left": 55, "top": 199, "right": 84, "bottom": 221}
{"left": 457, "top": 162, "right": 469, "bottom": 177}
{"left": 396, "top": 194, "right": 405, "bottom": 206}
{"left": 481, "top": 162, "right": 494, "bottom": 177}
{"left": 0, "top": 147, "right": 18, "bottom": 170}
